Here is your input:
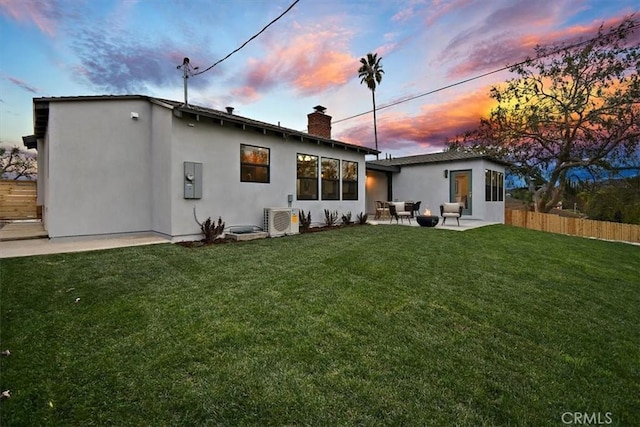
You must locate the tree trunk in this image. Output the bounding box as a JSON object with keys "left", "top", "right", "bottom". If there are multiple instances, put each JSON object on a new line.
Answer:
{"left": 535, "top": 183, "right": 564, "bottom": 213}
{"left": 372, "top": 90, "right": 379, "bottom": 160}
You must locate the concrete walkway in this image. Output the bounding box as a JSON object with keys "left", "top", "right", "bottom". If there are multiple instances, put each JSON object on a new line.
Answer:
{"left": 0, "top": 221, "right": 171, "bottom": 259}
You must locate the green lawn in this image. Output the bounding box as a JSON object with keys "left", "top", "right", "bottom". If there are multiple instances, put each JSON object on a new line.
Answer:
{"left": 1, "top": 225, "right": 639, "bottom": 426}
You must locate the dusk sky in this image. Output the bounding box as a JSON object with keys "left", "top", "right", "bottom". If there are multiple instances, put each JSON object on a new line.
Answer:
{"left": 1, "top": 0, "right": 638, "bottom": 158}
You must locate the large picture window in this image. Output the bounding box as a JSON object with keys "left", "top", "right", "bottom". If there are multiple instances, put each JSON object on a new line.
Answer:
{"left": 321, "top": 157, "right": 340, "bottom": 200}
{"left": 297, "top": 154, "right": 318, "bottom": 200}
{"left": 241, "top": 144, "right": 270, "bottom": 183}
{"left": 342, "top": 161, "right": 358, "bottom": 200}
{"left": 485, "top": 169, "right": 504, "bottom": 201}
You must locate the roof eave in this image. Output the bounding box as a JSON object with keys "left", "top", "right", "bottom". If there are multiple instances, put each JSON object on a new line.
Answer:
{"left": 33, "top": 99, "right": 50, "bottom": 139}
{"left": 367, "top": 154, "right": 512, "bottom": 168}
{"left": 29, "top": 95, "right": 380, "bottom": 156}
{"left": 174, "top": 104, "right": 379, "bottom": 156}
{"left": 365, "top": 163, "right": 401, "bottom": 172}
{"left": 22, "top": 134, "right": 37, "bottom": 150}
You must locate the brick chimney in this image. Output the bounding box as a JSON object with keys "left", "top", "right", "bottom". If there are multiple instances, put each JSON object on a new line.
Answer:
{"left": 307, "top": 105, "right": 331, "bottom": 139}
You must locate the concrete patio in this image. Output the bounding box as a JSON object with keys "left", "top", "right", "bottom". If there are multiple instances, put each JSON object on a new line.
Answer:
{"left": 368, "top": 218, "right": 500, "bottom": 231}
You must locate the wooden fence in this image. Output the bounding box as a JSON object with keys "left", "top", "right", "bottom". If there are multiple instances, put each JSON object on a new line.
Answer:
{"left": 0, "top": 180, "right": 39, "bottom": 220}
{"left": 505, "top": 209, "right": 640, "bottom": 244}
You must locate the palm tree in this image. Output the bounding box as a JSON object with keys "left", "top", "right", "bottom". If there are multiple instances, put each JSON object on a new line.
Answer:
{"left": 358, "top": 52, "right": 384, "bottom": 159}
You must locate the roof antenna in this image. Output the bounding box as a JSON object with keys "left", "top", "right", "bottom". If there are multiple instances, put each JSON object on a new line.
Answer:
{"left": 177, "top": 57, "right": 199, "bottom": 107}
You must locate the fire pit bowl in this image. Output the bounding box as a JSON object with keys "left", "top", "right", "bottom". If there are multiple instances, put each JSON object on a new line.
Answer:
{"left": 416, "top": 215, "right": 439, "bottom": 227}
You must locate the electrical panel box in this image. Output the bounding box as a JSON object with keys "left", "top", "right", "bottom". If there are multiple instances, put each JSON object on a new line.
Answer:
{"left": 184, "top": 161, "right": 202, "bottom": 199}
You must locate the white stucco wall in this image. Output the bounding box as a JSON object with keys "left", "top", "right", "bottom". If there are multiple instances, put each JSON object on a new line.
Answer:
{"left": 479, "top": 159, "right": 506, "bottom": 223}
{"left": 392, "top": 163, "right": 452, "bottom": 216}
{"left": 365, "top": 169, "right": 389, "bottom": 215}
{"left": 150, "top": 102, "right": 173, "bottom": 236}
{"left": 366, "top": 159, "right": 505, "bottom": 222}
{"left": 45, "top": 99, "right": 153, "bottom": 238}
{"left": 41, "top": 98, "right": 371, "bottom": 239}
{"left": 169, "top": 115, "right": 368, "bottom": 239}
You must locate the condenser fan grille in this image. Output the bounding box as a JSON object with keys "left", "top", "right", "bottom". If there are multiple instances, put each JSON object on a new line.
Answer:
{"left": 272, "top": 210, "right": 291, "bottom": 232}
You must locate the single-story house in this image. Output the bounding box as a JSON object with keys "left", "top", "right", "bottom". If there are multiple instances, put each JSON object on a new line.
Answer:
{"left": 366, "top": 151, "right": 508, "bottom": 223}
{"left": 23, "top": 95, "right": 378, "bottom": 240}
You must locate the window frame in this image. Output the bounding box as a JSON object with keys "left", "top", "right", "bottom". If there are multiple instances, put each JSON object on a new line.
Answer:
{"left": 321, "top": 157, "right": 340, "bottom": 200}
{"left": 297, "top": 153, "right": 319, "bottom": 200}
{"left": 240, "top": 144, "right": 270, "bottom": 183}
{"left": 341, "top": 160, "right": 358, "bottom": 200}
{"left": 485, "top": 169, "right": 504, "bottom": 202}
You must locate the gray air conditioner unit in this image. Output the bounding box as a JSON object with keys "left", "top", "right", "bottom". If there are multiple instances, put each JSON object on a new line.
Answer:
{"left": 263, "top": 208, "right": 299, "bottom": 237}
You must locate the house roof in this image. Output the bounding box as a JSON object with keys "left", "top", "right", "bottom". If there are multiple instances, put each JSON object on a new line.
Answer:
{"left": 366, "top": 150, "right": 510, "bottom": 171}
{"left": 27, "top": 95, "right": 379, "bottom": 155}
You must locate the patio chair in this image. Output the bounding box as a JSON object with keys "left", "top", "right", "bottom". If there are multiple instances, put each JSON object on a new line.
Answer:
{"left": 440, "top": 202, "right": 463, "bottom": 226}
{"left": 389, "top": 202, "right": 412, "bottom": 224}
{"left": 375, "top": 201, "right": 387, "bottom": 219}
{"left": 405, "top": 201, "right": 414, "bottom": 218}
{"left": 412, "top": 201, "right": 421, "bottom": 217}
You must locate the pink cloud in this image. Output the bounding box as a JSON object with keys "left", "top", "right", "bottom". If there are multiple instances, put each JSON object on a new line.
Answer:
{"left": 444, "top": 0, "right": 568, "bottom": 52}
{"left": 70, "top": 28, "right": 214, "bottom": 93}
{"left": 291, "top": 49, "right": 355, "bottom": 93}
{"left": 447, "top": 33, "right": 538, "bottom": 77}
{"left": 230, "top": 85, "right": 261, "bottom": 104}
{"left": 424, "top": 0, "right": 475, "bottom": 27}
{"left": 337, "top": 89, "right": 496, "bottom": 153}
{"left": 392, "top": 1, "right": 424, "bottom": 23}
{"left": 239, "top": 26, "right": 357, "bottom": 97}
{"left": 245, "top": 59, "right": 278, "bottom": 91}
{"left": 540, "top": 14, "right": 640, "bottom": 48}
{"left": 374, "top": 42, "right": 398, "bottom": 59}
{"left": 446, "top": 12, "right": 640, "bottom": 78}
{"left": 0, "top": 0, "right": 63, "bottom": 36}
{"left": 392, "top": 0, "right": 476, "bottom": 27}
{"left": 2, "top": 74, "right": 39, "bottom": 94}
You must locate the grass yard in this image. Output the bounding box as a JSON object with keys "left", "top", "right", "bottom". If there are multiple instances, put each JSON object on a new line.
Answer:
{"left": 1, "top": 225, "right": 639, "bottom": 426}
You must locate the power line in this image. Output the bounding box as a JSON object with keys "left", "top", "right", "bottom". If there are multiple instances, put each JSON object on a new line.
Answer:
{"left": 333, "top": 18, "right": 639, "bottom": 125}
{"left": 193, "top": 0, "right": 300, "bottom": 76}
{"left": 332, "top": 67, "right": 511, "bottom": 125}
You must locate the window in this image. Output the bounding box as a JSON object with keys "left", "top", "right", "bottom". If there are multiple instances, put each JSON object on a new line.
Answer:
{"left": 321, "top": 157, "right": 340, "bottom": 200}
{"left": 297, "top": 154, "right": 318, "bottom": 200}
{"left": 241, "top": 144, "right": 269, "bottom": 183}
{"left": 342, "top": 161, "right": 358, "bottom": 200}
{"left": 485, "top": 169, "right": 492, "bottom": 201}
{"left": 485, "top": 169, "right": 504, "bottom": 201}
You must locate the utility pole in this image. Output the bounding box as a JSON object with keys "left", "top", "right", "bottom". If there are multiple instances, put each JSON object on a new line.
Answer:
{"left": 177, "top": 57, "right": 199, "bottom": 107}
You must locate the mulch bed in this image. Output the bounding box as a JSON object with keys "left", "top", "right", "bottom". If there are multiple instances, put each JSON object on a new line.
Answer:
{"left": 176, "top": 223, "right": 367, "bottom": 248}
{"left": 175, "top": 237, "right": 237, "bottom": 248}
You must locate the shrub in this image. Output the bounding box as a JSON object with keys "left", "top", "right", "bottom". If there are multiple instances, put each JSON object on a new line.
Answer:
{"left": 324, "top": 209, "right": 339, "bottom": 227}
{"left": 201, "top": 216, "right": 225, "bottom": 243}
{"left": 357, "top": 212, "right": 368, "bottom": 225}
{"left": 341, "top": 212, "right": 353, "bottom": 225}
{"left": 299, "top": 210, "right": 312, "bottom": 230}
